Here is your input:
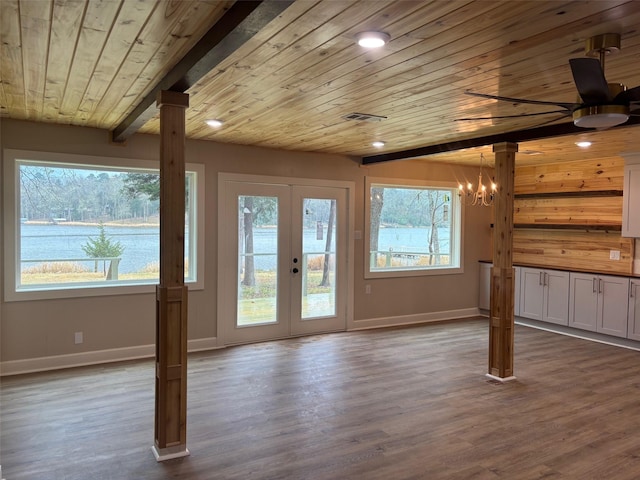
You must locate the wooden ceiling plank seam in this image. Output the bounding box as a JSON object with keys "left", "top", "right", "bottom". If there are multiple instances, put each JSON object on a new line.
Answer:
{"left": 69, "top": 0, "right": 126, "bottom": 125}
{"left": 0, "top": 0, "right": 25, "bottom": 118}
{"left": 58, "top": 0, "right": 123, "bottom": 119}
{"left": 19, "top": 0, "right": 53, "bottom": 120}
{"left": 74, "top": 0, "right": 159, "bottom": 127}
{"left": 42, "top": 0, "right": 87, "bottom": 123}
{"left": 112, "top": 0, "right": 296, "bottom": 142}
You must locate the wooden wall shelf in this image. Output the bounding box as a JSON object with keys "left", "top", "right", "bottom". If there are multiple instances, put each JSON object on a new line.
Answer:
{"left": 514, "top": 190, "right": 623, "bottom": 199}
{"left": 514, "top": 224, "right": 622, "bottom": 231}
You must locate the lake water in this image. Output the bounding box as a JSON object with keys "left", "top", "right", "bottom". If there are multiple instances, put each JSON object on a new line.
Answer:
{"left": 20, "top": 224, "right": 450, "bottom": 273}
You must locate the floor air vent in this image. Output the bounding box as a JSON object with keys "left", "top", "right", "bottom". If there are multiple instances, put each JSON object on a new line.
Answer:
{"left": 342, "top": 112, "right": 387, "bottom": 122}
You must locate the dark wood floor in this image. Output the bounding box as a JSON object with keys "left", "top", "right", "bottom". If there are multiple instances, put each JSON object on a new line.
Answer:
{"left": 3, "top": 318, "right": 640, "bottom": 479}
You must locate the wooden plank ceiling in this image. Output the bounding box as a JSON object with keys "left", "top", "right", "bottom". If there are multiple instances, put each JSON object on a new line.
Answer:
{"left": 2, "top": 0, "right": 640, "bottom": 166}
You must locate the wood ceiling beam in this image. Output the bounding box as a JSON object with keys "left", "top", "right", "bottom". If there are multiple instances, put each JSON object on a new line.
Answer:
{"left": 111, "top": 0, "right": 293, "bottom": 143}
{"left": 361, "top": 117, "right": 640, "bottom": 164}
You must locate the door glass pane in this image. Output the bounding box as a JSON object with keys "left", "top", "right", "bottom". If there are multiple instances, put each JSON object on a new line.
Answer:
{"left": 237, "top": 195, "right": 278, "bottom": 326}
{"left": 301, "top": 198, "right": 336, "bottom": 319}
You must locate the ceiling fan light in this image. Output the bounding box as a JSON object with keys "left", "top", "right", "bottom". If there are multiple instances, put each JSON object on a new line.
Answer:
{"left": 355, "top": 31, "right": 390, "bottom": 48}
{"left": 572, "top": 104, "right": 629, "bottom": 128}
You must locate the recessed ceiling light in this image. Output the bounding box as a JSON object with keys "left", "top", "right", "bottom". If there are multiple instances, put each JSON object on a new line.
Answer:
{"left": 205, "top": 119, "right": 223, "bottom": 128}
{"left": 355, "top": 31, "right": 390, "bottom": 49}
{"left": 372, "top": 141, "right": 385, "bottom": 148}
{"left": 575, "top": 141, "right": 592, "bottom": 148}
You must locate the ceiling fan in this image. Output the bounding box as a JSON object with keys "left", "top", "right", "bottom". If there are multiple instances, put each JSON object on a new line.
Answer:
{"left": 459, "top": 33, "right": 640, "bottom": 129}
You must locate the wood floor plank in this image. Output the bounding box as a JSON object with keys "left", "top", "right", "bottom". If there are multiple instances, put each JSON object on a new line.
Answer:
{"left": 3, "top": 319, "right": 640, "bottom": 479}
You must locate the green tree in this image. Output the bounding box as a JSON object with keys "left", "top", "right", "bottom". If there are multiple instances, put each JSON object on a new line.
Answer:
{"left": 81, "top": 223, "right": 125, "bottom": 273}
{"left": 122, "top": 173, "right": 160, "bottom": 201}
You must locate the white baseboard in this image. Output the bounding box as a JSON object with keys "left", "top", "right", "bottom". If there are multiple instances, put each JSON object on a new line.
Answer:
{"left": 348, "top": 307, "right": 482, "bottom": 331}
{"left": 0, "top": 337, "right": 220, "bottom": 376}
{"left": 2, "top": 311, "right": 485, "bottom": 376}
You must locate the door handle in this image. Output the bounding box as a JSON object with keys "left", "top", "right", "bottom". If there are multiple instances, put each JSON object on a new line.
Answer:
{"left": 292, "top": 268, "right": 299, "bottom": 274}
{"left": 292, "top": 257, "right": 298, "bottom": 263}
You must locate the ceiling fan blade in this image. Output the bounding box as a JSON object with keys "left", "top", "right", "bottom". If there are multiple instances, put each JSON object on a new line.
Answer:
{"left": 614, "top": 85, "right": 640, "bottom": 104}
{"left": 455, "top": 110, "right": 570, "bottom": 121}
{"left": 525, "top": 114, "right": 572, "bottom": 129}
{"left": 569, "top": 58, "right": 612, "bottom": 104}
{"left": 464, "top": 91, "right": 576, "bottom": 110}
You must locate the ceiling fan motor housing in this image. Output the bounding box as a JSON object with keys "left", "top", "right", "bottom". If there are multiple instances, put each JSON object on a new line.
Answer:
{"left": 572, "top": 104, "right": 629, "bottom": 128}
{"left": 585, "top": 33, "right": 621, "bottom": 58}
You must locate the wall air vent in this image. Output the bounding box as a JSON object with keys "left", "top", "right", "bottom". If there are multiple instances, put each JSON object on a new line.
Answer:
{"left": 342, "top": 112, "right": 388, "bottom": 122}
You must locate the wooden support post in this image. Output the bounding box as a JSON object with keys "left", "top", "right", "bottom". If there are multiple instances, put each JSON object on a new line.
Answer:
{"left": 152, "top": 90, "right": 190, "bottom": 461}
{"left": 488, "top": 141, "right": 518, "bottom": 382}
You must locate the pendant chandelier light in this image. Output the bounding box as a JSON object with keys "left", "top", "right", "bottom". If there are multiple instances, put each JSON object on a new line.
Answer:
{"left": 458, "top": 153, "right": 497, "bottom": 206}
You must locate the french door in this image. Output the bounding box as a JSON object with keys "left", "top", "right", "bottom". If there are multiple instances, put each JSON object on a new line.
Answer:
{"left": 218, "top": 175, "right": 350, "bottom": 345}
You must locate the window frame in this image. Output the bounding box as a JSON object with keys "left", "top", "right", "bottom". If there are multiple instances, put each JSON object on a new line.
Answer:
{"left": 3, "top": 149, "right": 205, "bottom": 301}
{"left": 364, "top": 176, "right": 464, "bottom": 279}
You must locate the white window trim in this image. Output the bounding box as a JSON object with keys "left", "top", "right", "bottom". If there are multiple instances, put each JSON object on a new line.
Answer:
{"left": 3, "top": 149, "right": 205, "bottom": 301}
{"left": 364, "top": 176, "right": 464, "bottom": 279}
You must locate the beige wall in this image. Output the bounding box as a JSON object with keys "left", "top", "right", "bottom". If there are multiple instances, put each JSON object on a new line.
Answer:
{"left": 0, "top": 119, "right": 492, "bottom": 370}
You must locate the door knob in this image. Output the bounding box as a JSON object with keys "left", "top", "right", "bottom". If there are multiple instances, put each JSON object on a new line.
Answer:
{"left": 293, "top": 258, "right": 298, "bottom": 263}
{"left": 292, "top": 268, "right": 299, "bottom": 274}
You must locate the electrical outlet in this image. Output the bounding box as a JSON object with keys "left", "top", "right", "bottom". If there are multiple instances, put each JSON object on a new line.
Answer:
{"left": 74, "top": 331, "right": 83, "bottom": 344}
{"left": 610, "top": 250, "right": 621, "bottom": 261}
{"left": 365, "top": 284, "right": 371, "bottom": 294}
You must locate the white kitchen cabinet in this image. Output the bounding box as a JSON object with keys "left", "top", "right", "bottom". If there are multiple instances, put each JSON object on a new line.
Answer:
{"left": 519, "top": 267, "right": 570, "bottom": 325}
{"left": 569, "top": 273, "right": 630, "bottom": 338}
{"left": 627, "top": 279, "right": 640, "bottom": 341}
{"left": 478, "top": 263, "right": 520, "bottom": 314}
{"left": 622, "top": 162, "right": 640, "bottom": 237}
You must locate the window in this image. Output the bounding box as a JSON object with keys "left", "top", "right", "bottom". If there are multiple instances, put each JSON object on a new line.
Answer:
{"left": 365, "top": 177, "right": 463, "bottom": 278}
{"left": 3, "top": 150, "right": 204, "bottom": 300}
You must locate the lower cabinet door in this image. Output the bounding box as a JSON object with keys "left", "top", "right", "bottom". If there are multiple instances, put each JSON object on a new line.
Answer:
{"left": 519, "top": 267, "right": 544, "bottom": 320}
{"left": 569, "top": 273, "right": 598, "bottom": 332}
{"left": 597, "top": 275, "right": 629, "bottom": 338}
{"left": 628, "top": 280, "right": 640, "bottom": 341}
{"left": 543, "top": 270, "right": 570, "bottom": 325}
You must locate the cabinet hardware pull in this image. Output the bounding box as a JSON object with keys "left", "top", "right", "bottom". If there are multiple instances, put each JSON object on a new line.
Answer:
{"left": 599, "top": 278, "right": 603, "bottom": 294}
{"left": 540, "top": 271, "right": 544, "bottom": 286}
{"left": 632, "top": 285, "right": 635, "bottom": 298}
{"left": 593, "top": 278, "right": 597, "bottom": 293}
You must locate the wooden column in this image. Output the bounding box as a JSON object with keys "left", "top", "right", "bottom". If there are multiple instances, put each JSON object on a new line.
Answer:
{"left": 488, "top": 141, "right": 518, "bottom": 381}
{"left": 152, "top": 90, "right": 190, "bottom": 461}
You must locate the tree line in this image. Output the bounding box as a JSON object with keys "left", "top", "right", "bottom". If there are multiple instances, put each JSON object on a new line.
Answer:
{"left": 20, "top": 164, "right": 159, "bottom": 223}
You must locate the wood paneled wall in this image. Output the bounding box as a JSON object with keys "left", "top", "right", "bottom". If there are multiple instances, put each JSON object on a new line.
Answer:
{"left": 513, "top": 157, "right": 634, "bottom": 275}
